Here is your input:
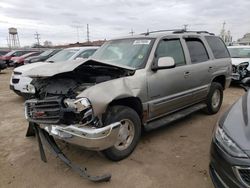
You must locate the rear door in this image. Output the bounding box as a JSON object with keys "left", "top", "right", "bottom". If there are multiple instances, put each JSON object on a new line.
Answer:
{"left": 182, "top": 37, "right": 212, "bottom": 103}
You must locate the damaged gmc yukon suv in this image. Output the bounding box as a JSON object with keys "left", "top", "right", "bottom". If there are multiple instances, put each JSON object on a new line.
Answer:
{"left": 24, "top": 30, "right": 231, "bottom": 162}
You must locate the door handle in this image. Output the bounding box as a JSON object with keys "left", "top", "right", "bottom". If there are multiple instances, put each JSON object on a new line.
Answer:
{"left": 184, "top": 71, "right": 190, "bottom": 78}
{"left": 208, "top": 67, "right": 213, "bottom": 72}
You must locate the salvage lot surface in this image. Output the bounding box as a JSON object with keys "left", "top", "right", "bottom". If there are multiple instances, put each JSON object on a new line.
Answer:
{"left": 0, "top": 69, "right": 245, "bottom": 188}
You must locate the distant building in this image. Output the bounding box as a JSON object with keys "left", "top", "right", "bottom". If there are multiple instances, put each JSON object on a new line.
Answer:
{"left": 219, "top": 22, "right": 232, "bottom": 46}
{"left": 237, "top": 33, "right": 250, "bottom": 45}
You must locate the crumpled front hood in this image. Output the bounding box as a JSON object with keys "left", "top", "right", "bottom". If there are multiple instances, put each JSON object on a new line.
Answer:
{"left": 24, "top": 58, "right": 135, "bottom": 78}
{"left": 222, "top": 91, "right": 250, "bottom": 151}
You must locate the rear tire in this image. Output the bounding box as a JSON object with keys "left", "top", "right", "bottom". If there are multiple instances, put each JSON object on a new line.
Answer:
{"left": 102, "top": 105, "right": 141, "bottom": 161}
{"left": 205, "top": 82, "right": 223, "bottom": 114}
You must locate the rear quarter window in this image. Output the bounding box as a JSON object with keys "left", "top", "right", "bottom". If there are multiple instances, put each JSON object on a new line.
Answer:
{"left": 205, "top": 36, "right": 230, "bottom": 59}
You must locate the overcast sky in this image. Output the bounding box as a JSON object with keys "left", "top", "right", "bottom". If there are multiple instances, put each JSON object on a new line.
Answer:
{"left": 0, "top": 0, "right": 249, "bottom": 47}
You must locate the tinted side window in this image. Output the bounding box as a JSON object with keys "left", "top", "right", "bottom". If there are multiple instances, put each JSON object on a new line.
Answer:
{"left": 205, "top": 36, "right": 230, "bottom": 59}
{"left": 155, "top": 39, "right": 186, "bottom": 66}
{"left": 185, "top": 38, "right": 209, "bottom": 64}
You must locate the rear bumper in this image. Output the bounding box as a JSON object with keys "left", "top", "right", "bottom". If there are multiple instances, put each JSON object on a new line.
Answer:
{"left": 41, "top": 123, "right": 121, "bottom": 151}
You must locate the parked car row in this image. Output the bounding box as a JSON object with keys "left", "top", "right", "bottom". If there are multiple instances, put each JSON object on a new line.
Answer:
{"left": 0, "top": 50, "right": 41, "bottom": 66}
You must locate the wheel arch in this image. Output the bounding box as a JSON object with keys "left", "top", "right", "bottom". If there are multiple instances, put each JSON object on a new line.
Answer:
{"left": 108, "top": 97, "right": 144, "bottom": 122}
{"left": 212, "top": 75, "right": 226, "bottom": 90}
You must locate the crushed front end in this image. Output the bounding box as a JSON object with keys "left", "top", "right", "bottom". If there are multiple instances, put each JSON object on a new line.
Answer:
{"left": 24, "top": 96, "right": 120, "bottom": 182}
{"left": 25, "top": 96, "right": 121, "bottom": 150}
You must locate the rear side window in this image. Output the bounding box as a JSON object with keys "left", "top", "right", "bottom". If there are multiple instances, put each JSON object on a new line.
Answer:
{"left": 205, "top": 36, "right": 230, "bottom": 59}
{"left": 155, "top": 39, "right": 186, "bottom": 66}
{"left": 185, "top": 38, "right": 209, "bottom": 64}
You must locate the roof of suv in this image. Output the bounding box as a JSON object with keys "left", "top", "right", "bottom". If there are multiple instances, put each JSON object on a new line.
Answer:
{"left": 112, "top": 30, "right": 215, "bottom": 40}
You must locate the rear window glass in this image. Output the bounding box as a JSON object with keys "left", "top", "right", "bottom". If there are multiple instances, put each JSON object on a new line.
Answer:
{"left": 205, "top": 36, "right": 230, "bottom": 59}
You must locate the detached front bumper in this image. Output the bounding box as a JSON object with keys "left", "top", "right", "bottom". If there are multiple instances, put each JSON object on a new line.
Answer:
{"left": 41, "top": 123, "right": 121, "bottom": 151}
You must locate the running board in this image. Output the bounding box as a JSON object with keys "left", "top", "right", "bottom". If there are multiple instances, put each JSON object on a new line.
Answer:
{"left": 145, "top": 103, "right": 207, "bottom": 131}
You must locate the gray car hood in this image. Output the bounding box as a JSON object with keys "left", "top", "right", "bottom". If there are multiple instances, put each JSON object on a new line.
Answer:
{"left": 222, "top": 91, "right": 250, "bottom": 151}
{"left": 24, "top": 58, "right": 135, "bottom": 78}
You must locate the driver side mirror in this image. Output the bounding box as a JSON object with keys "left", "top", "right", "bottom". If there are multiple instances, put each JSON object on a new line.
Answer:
{"left": 152, "top": 57, "right": 176, "bottom": 71}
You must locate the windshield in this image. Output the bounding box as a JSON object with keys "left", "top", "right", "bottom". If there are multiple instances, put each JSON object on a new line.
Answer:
{"left": 46, "top": 49, "right": 79, "bottom": 62}
{"left": 228, "top": 47, "right": 250, "bottom": 58}
{"left": 39, "top": 49, "right": 54, "bottom": 56}
{"left": 92, "top": 38, "right": 154, "bottom": 69}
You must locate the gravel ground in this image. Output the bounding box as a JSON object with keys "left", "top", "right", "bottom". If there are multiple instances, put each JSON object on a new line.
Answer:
{"left": 0, "top": 68, "right": 245, "bottom": 188}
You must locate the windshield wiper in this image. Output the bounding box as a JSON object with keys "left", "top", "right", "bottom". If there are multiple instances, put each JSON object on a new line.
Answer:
{"left": 47, "top": 60, "right": 54, "bottom": 63}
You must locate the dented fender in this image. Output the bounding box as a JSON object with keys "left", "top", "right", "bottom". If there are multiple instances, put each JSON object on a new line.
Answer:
{"left": 77, "top": 70, "right": 148, "bottom": 116}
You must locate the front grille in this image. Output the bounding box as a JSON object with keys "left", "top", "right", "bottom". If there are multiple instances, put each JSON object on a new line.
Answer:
{"left": 25, "top": 98, "right": 62, "bottom": 124}
{"left": 12, "top": 78, "right": 19, "bottom": 84}
{"left": 234, "top": 167, "right": 250, "bottom": 187}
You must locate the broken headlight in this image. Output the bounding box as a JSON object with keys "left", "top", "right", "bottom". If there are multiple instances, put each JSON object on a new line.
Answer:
{"left": 64, "top": 97, "right": 91, "bottom": 113}
{"left": 26, "top": 84, "right": 36, "bottom": 94}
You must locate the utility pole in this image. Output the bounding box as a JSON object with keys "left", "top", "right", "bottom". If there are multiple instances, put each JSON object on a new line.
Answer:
{"left": 183, "top": 24, "right": 188, "bottom": 31}
{"left": 76, "top": 26, "right": 80, "bottom": 42}
{"left": 34, "top": 31, "right": 40, "bottom": 46}
{"left": 6, "top": 37, "right": 10, "bottom": 48}
{"left": 86, "top": 24, "right": 90, "bottom": 43}
{"left": 129, "top": 28, "right": 134, "bottom": 36}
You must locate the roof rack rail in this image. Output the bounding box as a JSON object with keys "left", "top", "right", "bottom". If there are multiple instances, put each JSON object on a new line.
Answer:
{"left": 140, "top": 29, "right": 185, "bottom": 36}
{"left": 173, "top": 30, "right": 215, "bottom": 35}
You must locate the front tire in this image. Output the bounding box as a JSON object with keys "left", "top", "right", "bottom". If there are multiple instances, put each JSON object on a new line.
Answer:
{"left": 102, "top": 105, "right": 141, "bottom": 161}
{"left": 205, "top": 82, "right": 223, "bottom": 114}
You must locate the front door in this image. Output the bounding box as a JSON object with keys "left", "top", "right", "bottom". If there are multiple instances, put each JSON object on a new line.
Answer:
{"left": 147, "top": 38, "right": 194, "bottom": 120}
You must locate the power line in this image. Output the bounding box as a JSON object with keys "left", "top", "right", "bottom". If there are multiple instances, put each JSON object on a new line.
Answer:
{"left": 34, "top": 31, "right": 40, "bottom": 45}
